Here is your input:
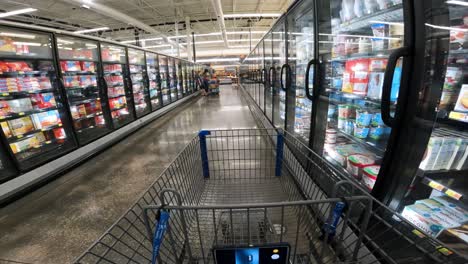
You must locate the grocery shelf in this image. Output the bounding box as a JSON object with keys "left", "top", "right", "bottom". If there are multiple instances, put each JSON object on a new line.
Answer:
{"left": 0, "top": 88, "right": 56, "bottom": 98}
{"left": 73, "top": 112, "right": 103, "bottom": 122}
{"left": 58, "top": 58, "right": 95, "bottom": 62}
{"left": 0, "top": 52, "right": 53, "bottom": 61}
{"left": 62, "top": 71, "right": 96, "bottom": 76}
{"left": 108, "top": 94, "right": 125, "bottom": 99}
{"left": 65, "top": 85, "right": 98, "bottom": 90}
{"left": 0, "top": 106, "right": 59, "bottom": 121}
{"left": 69, "top": 97, "right": 100, "bottom": 105}
{"left": 106, "top": 83, "right": 125, "bottom": 88}
{"left": 103, "top": 72, "right": 123, "bottom": 76}
{"left": 336, "top": 128, "right": 386, "bottom": 157}
{"left": 6, "top": 123, "right": 63, "bottom": 142}
{"left": 0, "top": 70, "right": 49, "bottom": 77}
{"left": 420, "top": 175, "right": 467, "bottom": 201}
{"left": 332, "top": 4, "right": 403, "bottom": 33}
{"left": 110, "top": 105, "right": 127, "bottom": 112}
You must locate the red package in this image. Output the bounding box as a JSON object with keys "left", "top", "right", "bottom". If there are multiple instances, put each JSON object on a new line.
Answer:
{"left": 60, "top": 61, "right": 81, "bottom": 72}
{"left": 343, "top": 59, "right": 370, "bottom": 95}
{"left": 369, "top": 59, "right": 388, "bottom": 71}
{"left": 94, "top": 115, "right": 105, "bottom": 127}
{"left": 0, "top": 62, "right": 10, "bottom": 72}
{"left": 53, "top": 127, "right": 66, "bottom": 139}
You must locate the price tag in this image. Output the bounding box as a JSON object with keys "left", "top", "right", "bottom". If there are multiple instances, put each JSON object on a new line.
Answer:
{"left": 17, "top": 135, "right": 23, "bottom": 139}
{"left": 18, "top": 112, "right": 25, "bottom": 116}
{"left": 58, "top": 124, "right": 62, "bottom": 127}
{"left": 412, "top": 229, "right": 425, "bottom": 238}
{"left": 436, "top": 246, "right": 453, "bottom": 256}
{"left": 18, "top": 71, "right": 24, "bottom": 74}
{"left": 445, "top": 189, "right": 462, "bottom": 200}
{"left": 45, "top": 140, "right": 52, "bottom": 144}
{"left": 428, "top": 180, "right": 444, "bottom": 191}
{"left": 2, "top": 93, "right": 9, "bottom": 96}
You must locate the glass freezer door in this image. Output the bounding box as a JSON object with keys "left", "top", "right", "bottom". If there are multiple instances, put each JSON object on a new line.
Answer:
{"left": 272, "top": 21, "right": 287, "bottom": 129}
{"left": 100, "top": 43, "right": 134, "bottom": 128}
{"left": 159, "top": 56, "right": 170, "bottom": 105}
{"left": 146, "top": 52, "right": 161, "bottom": 111}
{"left": 128, "top": 48, "right": 150, "bottom": 117}
{"left": 176, "top": 59, "right": 183, "bottom": 98}
{"left": 168, "top": 58, "right": 177, "bottom": 102}
{"left": 286, "top": 0, "right": 315, "bottom": 145}
{"left": 57, "top": 36, "right": 111, "bottom": 145}
{"left": 0, "top": 27, "right": 77, "bottom": 171}
{"left": 259, "top": 41, "right": 265, "bottom": 113}
{"left": 315, "top": 0, "right": 405, "bottom": 191}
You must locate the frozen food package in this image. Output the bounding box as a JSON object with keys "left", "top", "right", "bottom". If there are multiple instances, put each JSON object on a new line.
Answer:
{"left": 401, "top": 204, "right": 459, "bottom": 237}
{"left": 7, "top": 98, "right": 33, "bottom": 113}
{"left": 432, "top": 196, "right": 468, "bottom": 222}
{"left": 416, "top": 199, "right": 468, "bottom": 224}
{"left": 388, "top": 24, "right": 404, "bottom": 49}
{"left": 367, "top": 72, "right": 385, "bottom": 99}
{"left": 1, "top": 121, "right": 12, "bottom": 138}
{"left": 454, "top": 84, "right": 468, "bottom": 112}
{"left": 8, "top": 117, "right": 35, "bottom": 136}
{"left": 432, "top": 136, "right": 458, "bottom": 170}
{"left": 30, "top": 93, "right": 56, "bottom": 110}
{"left": 419, "top": 136, "right": 443, "bottom": 171}
{"left": 31, "top": 110, "right": 61, "bottom": 129}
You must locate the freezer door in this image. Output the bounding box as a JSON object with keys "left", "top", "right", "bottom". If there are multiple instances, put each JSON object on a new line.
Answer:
{"left": 175, "top": 59, "right": 183, "bottom": 99}
{"left": 57, "top": 35, "right": 112, "bottom": 145}
{"left": 159, "top": 56, "right": 170, "bottom": 105}
{"left": 286, "top": 0, "right": 316, "bottom": 145}
{"left": 259, "top": 41, "right": 265, "bottom": 112}
{"left": 100, "top": 43, "right": 135, "bottom": 129}
{"left": 313, "top": 0, "right": 406, "bottom": 192}
{"left": 128, "top": 48, "right": 150, "bottom": 118}
{"left": 272, "top": 20, "right": 287, "bottom": 130}
{"left": 168, "top": 58, "right": 177, "bottom": 102}
{"left": 146, "top": 52, "right": 162, "bottom": 111}
{"left": 0, "top": 27, "right": 77, "bottom": 171}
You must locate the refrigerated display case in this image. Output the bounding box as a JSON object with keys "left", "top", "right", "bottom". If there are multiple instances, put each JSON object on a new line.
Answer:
{"left": 127, "top": 48, "right": 150, "bottom": 117}
{"left": 168, "top": 57, "right": 177, "bottom": 102}
{"left": 372, "top": 0, "right": 468, "bottom": 252}
{"left": 0, "top": 26, "right": 77, "bottom": 171}
{"left": 159, "top": 55, "right": 170, "bottom": 105}
{"left": 312, "top": 0, "right": 405, "bottom": 192}
{"left": 145, "top": 52, "right": 161, "bottom": 110}
{"left": 57, "top": 35, "right": 111, "bottom": 145}
{"left": 286, "top": 0, "right": 315, "bottom": 144}
{"left": 272, "top": 20, "right": 288, "bottom": 129}
{"left": 100, "top": 43, "right": 134, "bottom": 128}
{"left": 175, "top": 59, "right": 183, "bottom": 98}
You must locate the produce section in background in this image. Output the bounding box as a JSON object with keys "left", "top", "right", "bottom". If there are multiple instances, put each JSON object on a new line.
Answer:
{"left": 57, "top": 36, "right": 111, "bottom": 145}
{"left": 101, "top": 43, "right": 134, "bottom": 128}
{"left": 0, "top": 27, "right": 76, "bottom": 171}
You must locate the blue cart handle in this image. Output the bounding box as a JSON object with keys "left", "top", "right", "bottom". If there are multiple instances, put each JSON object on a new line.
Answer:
{"left": 152, "top": 210, "right": 171, "bottom": 264}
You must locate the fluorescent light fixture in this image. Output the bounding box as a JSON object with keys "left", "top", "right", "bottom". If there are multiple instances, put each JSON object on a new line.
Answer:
{"left": 85, "top": 43, "right": 97, "bottom": 48}
{"left": 0, "top": 32, "right": 36, "bottom": 39}
{"left": 446, "top": 0, "right": 468, "bottom": 6}
{"left": 227, "top": 31, "right": 267, "bottom": 34}
{"left": 12, "top": 41, "right": 41, "bottom": 46}
{"left": 196, "top": 58, "right": 240, "bottom": 62}
{"left": 57, "top": 38, "right": 74, "bottom": 44}
{"left": 146, "top": 44, "right": 172, "bottom": 48}
{"left": 120, "top": 37, "right": 163, "bottom": 43}
{"left": 81, "top": 4, "right": 90, "bottom": 9}
{"left": 195, "top": 40, "right": 224, "bottom": 44}
{"left": 369, "top": 20, "right": 404, "bottom": 26}
{"left": 425, "top": 23, "right": 468, "bottom": 32}
{"left": 0, "top": 8, "right": 37, "bottom": 18}
{"left": 224, "top": 13, "right": 281, "bottom": 18}
{"left": 74, "top": 27, "right": 109, "bottom": 34}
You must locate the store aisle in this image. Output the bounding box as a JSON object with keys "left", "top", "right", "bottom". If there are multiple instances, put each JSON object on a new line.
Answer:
{"left": 0, "top": 85, "right": 256, "bottom": 264}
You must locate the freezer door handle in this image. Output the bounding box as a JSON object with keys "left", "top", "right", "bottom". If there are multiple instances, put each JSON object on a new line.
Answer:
{"left": 269, "top": 67, "right": 275, "bottom": 87}
{"left": 262, "top": 68, "right": 267, "bottom": 85}
{"left": 381, "top": 46, "right": 411, "bottom": 127}
{"left": 280, "top": 64, "right": 291, "bottom": 92}
{"left": 305, "top": 59, "right": 318, "bottom": 101}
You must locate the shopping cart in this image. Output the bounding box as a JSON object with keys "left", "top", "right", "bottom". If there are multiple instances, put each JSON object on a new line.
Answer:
{"left": 75, "top": 129, "right": 466, "bottom": 264}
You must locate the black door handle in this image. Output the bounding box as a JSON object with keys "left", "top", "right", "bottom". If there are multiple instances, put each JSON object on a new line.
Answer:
{"left": 280, "top": 64, "right": 291, "bottom": 92}
{"left": 269, "top": 67, "right": 274, "bottom": 87}
{"left": 381, "top": 47, "right": 411, "bottom": 127}
{"left": 262, "top": 68, "right": 266, "bottom": 85}
{"left": 305, "top": 59, "right": 318, "bottom": 101}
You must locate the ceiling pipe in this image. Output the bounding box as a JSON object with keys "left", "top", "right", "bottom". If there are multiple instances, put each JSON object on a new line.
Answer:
{"left": 63, "top": 0, "right": 184, "bottom": 50}
{"left": 210, "top": 0, "right": 229, "bottom": 48}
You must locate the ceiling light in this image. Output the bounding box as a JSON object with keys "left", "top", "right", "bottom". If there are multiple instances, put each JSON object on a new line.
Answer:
{"left": 120, "top": 37, "right": 163, "bottom": 43}
{"left": 57, "top": 39, "right": 74, "bottom": 44}
{"left": 12, "top": 41, "right": 41, "bottom": 46}
{"left": 224, "top": 13, "right": 281, "bottom": 18}
{"left": 81, "top": 4, "right": 90, "bottom": 9}
{"left": 0, "top": 32, "right": 36, "bottom": 39}
{"left": 195, "top": 40, "right": 224, "bottom": 44}
{"left": 197, "top": 58, "right": 240, "bottom": 62}
{"left": 446, "top": 0, "right": 468, "bottom": 6}
{"left": 227, "top": 31, "right": 267, "bottom": 35}
{"left": 146, "top": 44, "right": 172, "bottom": 48}
{"left": 0, "top": 8, "right": 37, "bottom": 18}
{"left": 425, "top": 23, "right": 468, "bottom": 32}
{"left": 74, "top": 27, "right": 109, "bottom": 34}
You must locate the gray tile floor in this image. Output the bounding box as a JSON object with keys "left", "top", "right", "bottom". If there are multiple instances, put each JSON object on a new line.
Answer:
{"left": 0, "top": 85, "right": 257, "bottom": 264}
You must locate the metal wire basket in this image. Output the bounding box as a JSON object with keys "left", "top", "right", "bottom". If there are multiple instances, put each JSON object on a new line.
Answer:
{"left": 75, "top": 129, "right": 466, "bottom": 264}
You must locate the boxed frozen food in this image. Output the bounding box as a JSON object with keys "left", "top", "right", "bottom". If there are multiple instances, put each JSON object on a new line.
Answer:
{"left": 388, "top": 24, "right": 404, "bottom": 49}
{"left": 347, "top": 154, "right": 375, "bottom": 179}
{"left": 31, "top": 110, "right": 61, "bottom": 129}
{"left": 401, "top": 204, "right": 460, "bottom": 237}
{"left": 432, "top": 196, "right": 468, "bottom": 221}
{"left": 342, "top": 59, "right": 370, "bottom": 95}
{"left": 416, "top": 199, "right": 468, "bottom": 224}
{"left": 432, "top": 136, "right": 458, "bottom": 170}
{"left": 30, "top": 93, "right": 56, "bottom": 110}
{"left": 70, "top": 105, "right": 80, "bottom": 120}
{"left": 362, "top": 165, "right": 379, "bottom": 190}
{"left": 77, "top": 104, "right": 87, "bottom": 117}
{"left": 419, "top": 136, "right": 443, "bottom": 170}
{"left": 8, "top": 117, "right": 35, "bottom": 136}
{"left": 10, "top": 132, "right": 46, "bottom": 154}
{"left": 53, "top": 128, "right": 66, "bottom": 139}
{"left": 80, "top": 61, "right": 95, "bottom": 72}
{"left": 60, "top": 61, "right": 81, "bottom": 72}
{"left": 79, "top": 75, "right": 97, "bottom": 87}
{"left": 367, "top": 72, "right": 385, "bottom": 99}
{"left": 94, "top": 115, "right": 106, "bottom": 127}
{"left": 64, "top": 76, "right": 80, "bottom": 88}
{"left": 454, "top": 84, "right": 468, "bottom": 113}
{"left": 446, "top": 138, "right": 467, "bottom": 170}
{"left": 369, "top": 59, "right": 388, "bottom": 71}
{"left": 6, "top": 98, "right": 33, "bottom": 113}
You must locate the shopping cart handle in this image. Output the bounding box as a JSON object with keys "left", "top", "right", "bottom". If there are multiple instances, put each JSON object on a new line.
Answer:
{"left": 152, "top": 210, "right": 171, "bottom": 264}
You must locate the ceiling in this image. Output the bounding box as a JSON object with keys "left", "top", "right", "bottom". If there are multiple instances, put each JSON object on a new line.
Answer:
{"left": 0, "top": 0, "right": 294, "bottom": 63}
